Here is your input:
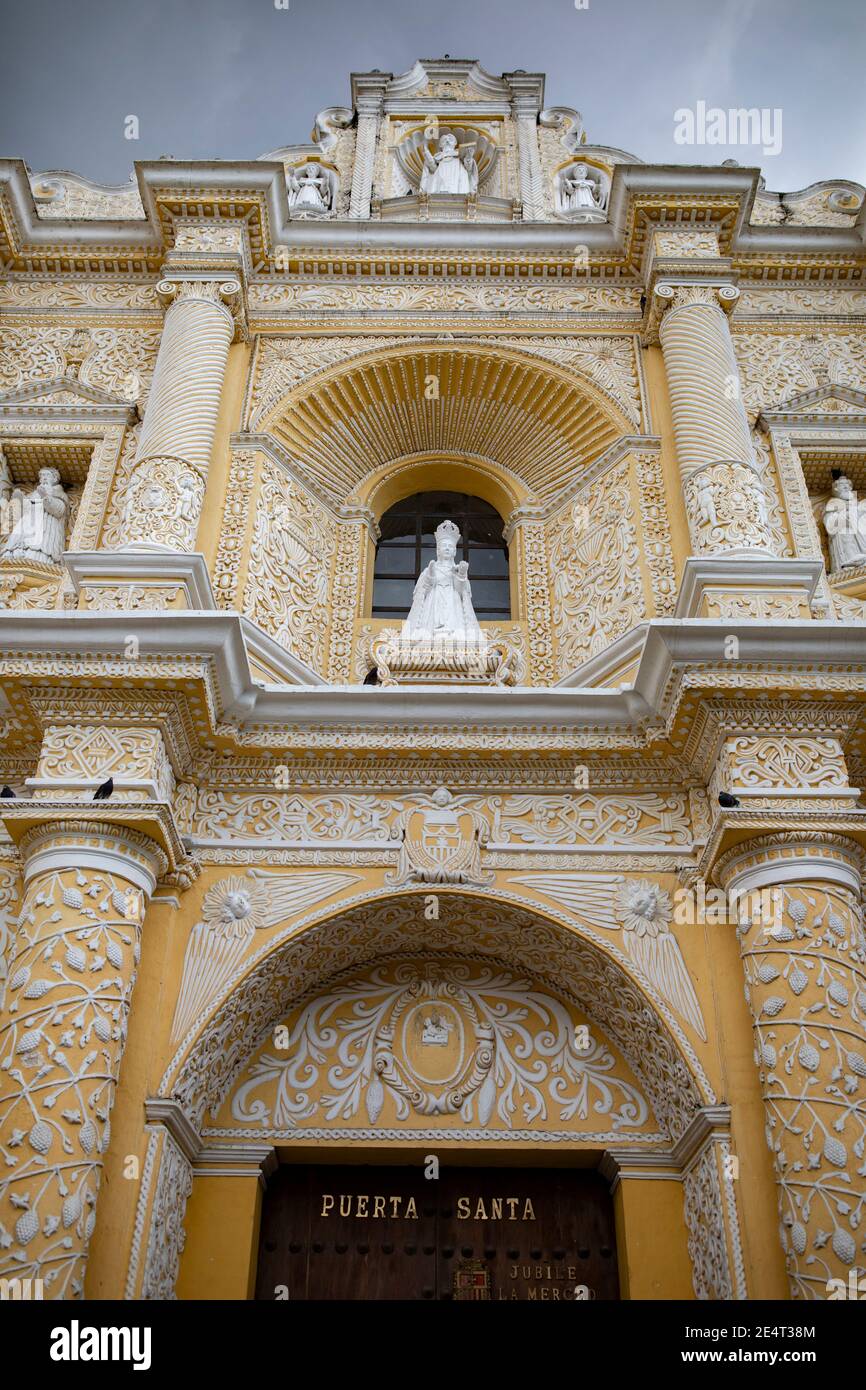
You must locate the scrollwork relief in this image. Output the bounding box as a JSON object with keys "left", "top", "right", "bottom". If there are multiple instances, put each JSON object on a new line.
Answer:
{"left": 549, "top": 462, "right": 644, "bottom": 673}
{"left": 227, "top": 959, "right": 651, "bottom": 1135}
{"left": 243, "top": 462, "right": 335, "bottom": 674}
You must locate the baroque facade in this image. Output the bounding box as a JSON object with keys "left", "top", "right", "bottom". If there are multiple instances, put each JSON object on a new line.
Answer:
{"left": 0, "top": 57, "right": 865, "bottom": 1302}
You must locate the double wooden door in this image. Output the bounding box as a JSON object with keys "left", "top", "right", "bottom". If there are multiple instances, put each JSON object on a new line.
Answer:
{"left": 255, "top": 1164, "right": 619, "bottom": 1301}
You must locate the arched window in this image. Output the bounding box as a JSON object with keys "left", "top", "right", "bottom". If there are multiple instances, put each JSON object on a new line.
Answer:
{"left": 372, "top": 490, "right": 511, "bottom": 620}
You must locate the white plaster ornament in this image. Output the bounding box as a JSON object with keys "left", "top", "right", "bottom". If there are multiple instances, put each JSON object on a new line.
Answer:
{"left": 510, "top": 873, "right": 707, "bottom": 1040}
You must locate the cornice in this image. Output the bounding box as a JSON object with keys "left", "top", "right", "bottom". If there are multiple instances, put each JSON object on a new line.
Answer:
{"left": 0, "top": 611, "right": 864, "bottom": 760}
{"left": 2, "top": 160, "right": 863, "bottom": 280}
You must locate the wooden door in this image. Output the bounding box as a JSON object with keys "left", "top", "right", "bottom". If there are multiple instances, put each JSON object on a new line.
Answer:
{"left": 255, "top": 1164, "right": 619, "bottom": 1301}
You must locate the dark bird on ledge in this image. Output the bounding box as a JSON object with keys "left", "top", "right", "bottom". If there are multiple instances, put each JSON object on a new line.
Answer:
{"left": 1, "top": 786, "right": 15, "bottom": 798}
{"left": 93, "top": 777, "right": 114, "bottom": 801}
{"left": 718, "top": 790, "right": 740, "bottom": 809}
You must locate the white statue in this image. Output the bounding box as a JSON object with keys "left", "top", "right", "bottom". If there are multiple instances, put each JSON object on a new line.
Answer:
{"left": 288, "top": 164, "right": 330, "bottom": 213}
{"left": 562, "top": 163, "right": 600, "bottom": 213}
{"left": 420, "top": 133, "right": 478, "bottom": 196}
{"left": 0, "top": 466, "right": 69, "bottom": 565}
{"left": 823, "top": 475, "right": 866, "bottom": 571}
{"left": 403, "top": 519, "right": 483, "bottom": 642}
{"left": 695, "top": 474, "right": 718, "bottom": 529}
{"left": 176, "top": 473, "right": 198, "bottom": 522}
{"left": 0, "top": 451, "right": 12, "bottom": 541}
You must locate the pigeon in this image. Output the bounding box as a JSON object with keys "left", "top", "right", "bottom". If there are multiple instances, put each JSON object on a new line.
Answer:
{"left": 93, "top": 776, "right": 114, "bottom": 801}
{"left": 718, "top": 790, "right": 740, "bottom": 809}
{"left": 1, "top": 786, "right": 15, "bottom": 798}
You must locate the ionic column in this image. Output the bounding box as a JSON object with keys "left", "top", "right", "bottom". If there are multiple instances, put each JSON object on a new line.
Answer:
{"left": 0, "top": 820, "right": 165, "bottom": 1298}
{"left": 120, "top": 275, "right": 241, "bottom": 552}
{"left": 655, "top": 282, "right": 773, "bottom": 556}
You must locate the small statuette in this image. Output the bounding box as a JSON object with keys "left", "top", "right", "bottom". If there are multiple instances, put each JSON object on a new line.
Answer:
{"left": 0, "top": 466, "right": 70, "bottom": 566}
{"left": 822, "top": 474, "right": 866, "bottom": 572}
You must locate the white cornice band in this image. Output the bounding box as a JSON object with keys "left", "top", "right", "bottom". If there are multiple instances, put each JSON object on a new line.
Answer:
{"left": 1, "top": 610, "right": 864, "bottom": 738}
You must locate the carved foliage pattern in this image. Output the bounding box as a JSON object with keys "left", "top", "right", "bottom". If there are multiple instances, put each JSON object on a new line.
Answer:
{"left": 227, "top": 958, "right": 652, "bottom": 1135}
{"left": 739, "top": 882, "right": 866, "bottom": 1298}
{"left": 36, "top": 725, "right": 175, "bottom": 801}
{"left": 722, "top": 737, "right": 848, "bottom": 791}
{"left": 139, "top": 1131, "right": 192, "bottom": 1300}
{"left": 633, "top": 451, "right": 678, "bottom": 615}
{"left": 0, "top": 866, "right": 144, "bottom": 1299}
{"left": 0, "top": 327, "right": 159, "bottom": 407}
{"left": 212, "top": 448, "right": 256, "bottom": 610}
{"left": 549, "top": 462, "right": 644, "bottom": 673}
{"left": 165, "top": 894, "right": 707, "bottom": 1143}
{"left": 243, "top": 462, "right": 335, "bottom": 674}
{"left": 187, "top": 790, "right": 691, "bottom": 849}
{"left": 733, "top": 333, "right": 866, "bottom": 422}
{"left": 683, "top": 1143, "right": 735, "bottom": 1300}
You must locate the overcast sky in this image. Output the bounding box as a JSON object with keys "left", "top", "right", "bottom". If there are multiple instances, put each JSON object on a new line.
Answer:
{"left": 0, "top": 0, "right": 863, "bottom": 192}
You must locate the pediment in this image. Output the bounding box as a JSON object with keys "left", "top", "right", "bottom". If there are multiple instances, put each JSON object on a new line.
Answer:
{"left": 759, "top": 384, "right": 866, "bottom": 426}
{"left": 371, "top": 59, "right": 525, "bottom": 106}
{"left": 0, "top": 376, "right": 137, "bottom": 418}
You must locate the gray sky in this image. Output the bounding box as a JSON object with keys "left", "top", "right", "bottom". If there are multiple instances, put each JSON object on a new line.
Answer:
{"left": 0, "top": 0, "right": 863, "bottom": 192}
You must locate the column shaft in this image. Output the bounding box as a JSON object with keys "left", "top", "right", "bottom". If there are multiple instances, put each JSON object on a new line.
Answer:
{"left": 657, "top": 284, "right": 772, "bottom": 554}
{"left": 0, "top": 822, "right": 163, "bottom": 1298}
{"left": 716, "top": 836, "right": 866, "bottom": 1298}
{"left": 120, "top": 280, "right": 237, "bottom": 551}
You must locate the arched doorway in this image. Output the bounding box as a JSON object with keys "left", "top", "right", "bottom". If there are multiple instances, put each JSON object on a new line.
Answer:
{"left": 143, "top": 887, "right": 733, "bottom": 1301}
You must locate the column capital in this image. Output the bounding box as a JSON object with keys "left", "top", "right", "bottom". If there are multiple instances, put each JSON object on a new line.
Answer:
{"left": 647, "top": 277, "right": 740, "bottom": 342}
{"left": 705, "top": 822, "right": 866, "bottom": 895}
{"left": 352, "top": 71, "right": 390, "bottom": 116}
{"left": 0, "top": 802, "right": 200, "bottom": 892}
{"left": 156, "top": 268, "right": 247, "bottom": 342}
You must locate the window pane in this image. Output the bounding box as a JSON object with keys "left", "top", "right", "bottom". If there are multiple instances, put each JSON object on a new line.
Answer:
{"left": 374, "top": 490, "right": 511, "bottom": 620}
{"left": 467, "top": 515, "right": 505, "bottom": 546}
{"left": 421, "top": 516, "right": 454, "bottom": 544}
{"left": 373, "top": 578, "right": 415, "bottom": 611}
{"left": 375, "top": 546, "right": 418, "bottom": 576}
{"left": 470, "top": 579, "right": 511, "bottom": 609}
{"left": 466, "top": 547, "right": 508, "bottom": 577}
{"left": 379, "top": 516, "right": 416, "bottom": 544}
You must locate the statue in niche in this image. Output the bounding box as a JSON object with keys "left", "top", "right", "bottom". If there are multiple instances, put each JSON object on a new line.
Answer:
{"left": 0, "top": 466, "right": 70, "bottom": 565}
{"left": 420, "top": 133, "right": 478, "bottom": 196}
{"left": 822, "top": 474, "right": 866, "bottom": 571}
{"left": 0, "top": 452, "right": 13, "bottom": 540}
{"left": 403, "top": 519, "right": 483, "bottom": 642}
{"left": 288, "top": 164, "right": 331, "bottom": 214}
{"left": 561, "top": 163, "right": 603, "bottom": 214}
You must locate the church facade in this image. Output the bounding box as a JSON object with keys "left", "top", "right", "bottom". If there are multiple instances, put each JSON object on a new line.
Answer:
{"left": 0, "top": 58, "right": 865, "bottom": 1302}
